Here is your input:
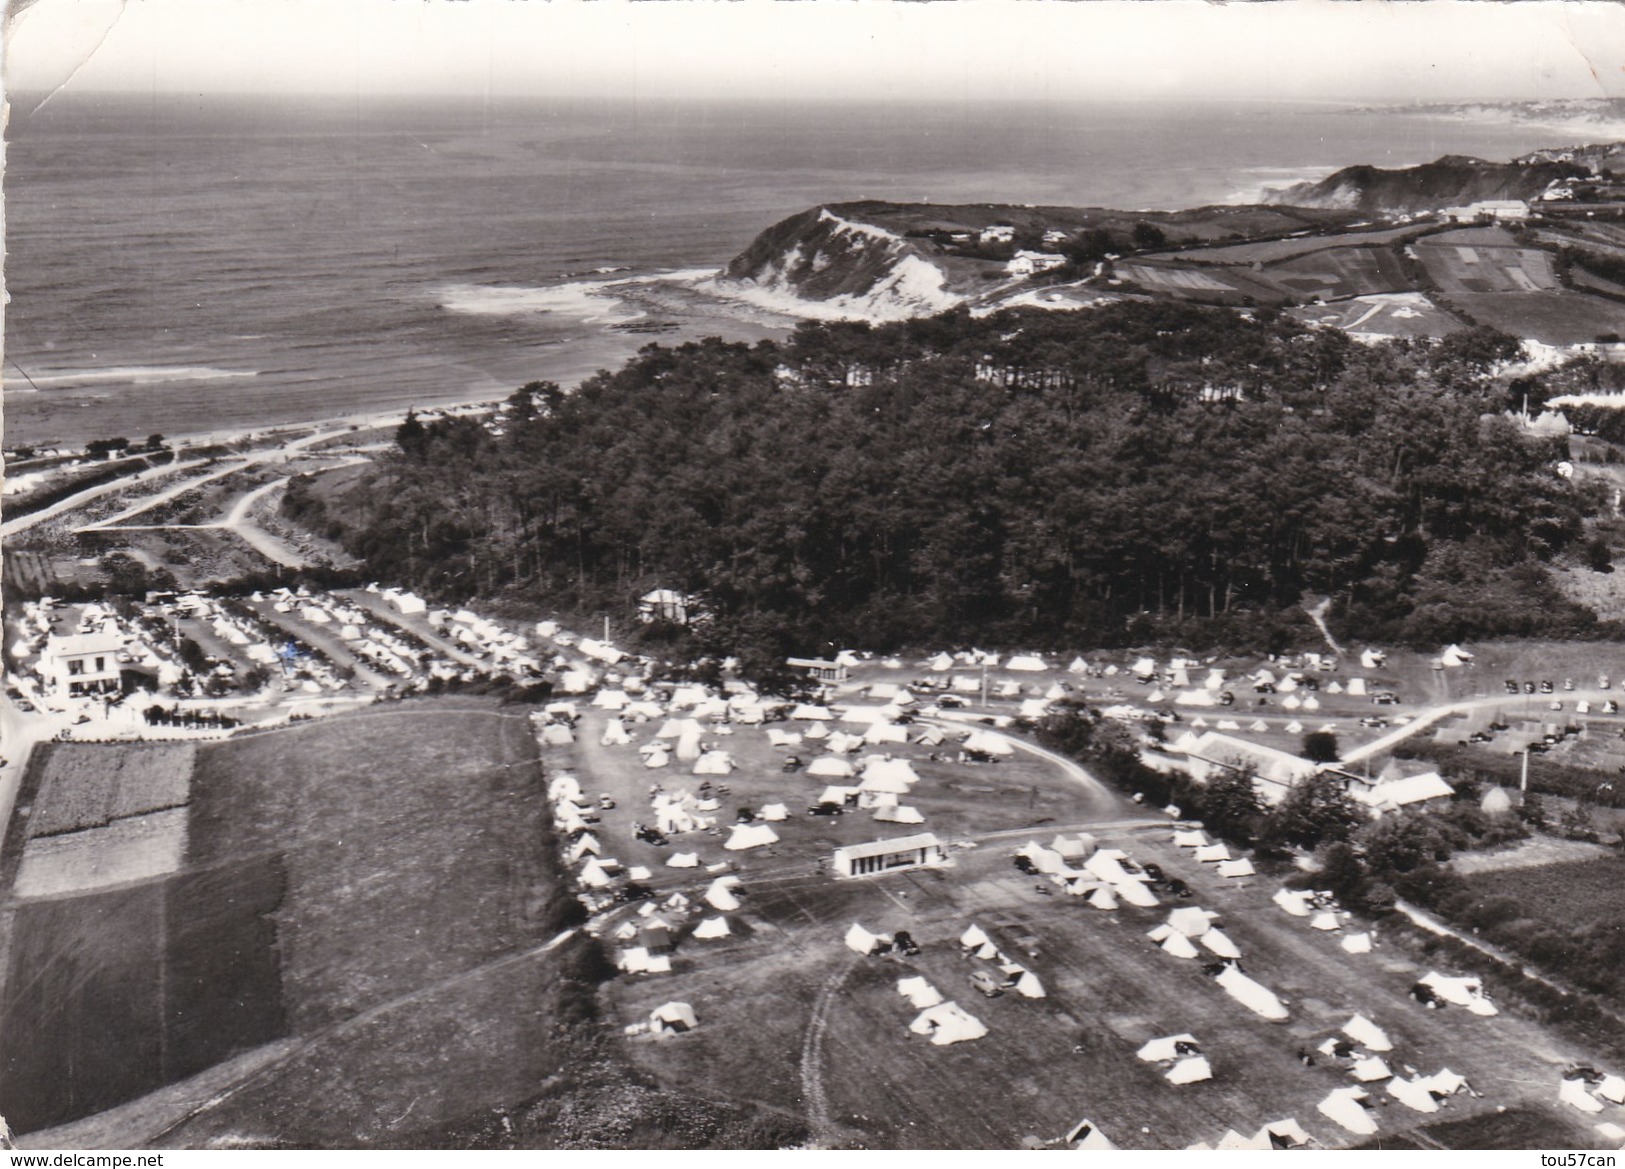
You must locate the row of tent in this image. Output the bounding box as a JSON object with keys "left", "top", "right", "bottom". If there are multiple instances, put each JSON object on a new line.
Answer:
{"left": 959, "top": 924, "right": 1046, "bottom": 999}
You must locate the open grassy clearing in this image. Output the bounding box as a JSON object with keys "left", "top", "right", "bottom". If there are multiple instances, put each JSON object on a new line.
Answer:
{"left": 1450, "top": 290, "right": 1625, "bottom": 345}
{"left": 597, "top": 810, "right": 1610, "bottom": 1149}
{"left": 1265, "top": 247, "right": 1410, "bottom": 301}
{"left": 186, "top": 702, "right": 548, "bottom": 1032}
{"left": 1288, "top": 294, "right": 1464, "bottom": 338}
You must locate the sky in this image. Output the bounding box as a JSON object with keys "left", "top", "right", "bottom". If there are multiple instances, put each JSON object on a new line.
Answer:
{"left": 4, "top": 0, "right": 1624, "bottom": 106}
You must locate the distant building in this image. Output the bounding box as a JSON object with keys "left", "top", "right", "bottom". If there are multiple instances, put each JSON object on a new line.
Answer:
{"left": 1439, "top": 200, "right": 1530, "bottom": 224}
{"left": 1006, "top": 250, "right": 1067, "bottom": 277}
{"left": 786, "top": 656, "right": 849, "bottom": 683}
{"left": 979, "top": 224, "right": 1016, "bottom": 246}
{"left": 44, "top": 631, "right": 124, "bottom": 699}
{"left": 639, "top": 589, "right": 691, "bottom": 624}
{"left": 1169, "top": 730, "right": 1320, "bottom": 804}
{"left": 832, "top": 833, "right": 948, "bottom": 878}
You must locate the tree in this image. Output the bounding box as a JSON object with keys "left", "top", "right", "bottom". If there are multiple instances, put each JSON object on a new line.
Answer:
{"left": 1131, "top": 221, "right": 1167, "bottom": 250}
{"left": 1201, "top": 768, "right": 1266, "bottom": 846}
{"left": 1302, "top": 730, "right": 1341, "bottom": 763}
{"left": 1358, "top": 812, "right": 1447, "bottom": 875}
{"left": 1264, "top": 773, "right": 1364, "bottom": 850}
{"left": 146, "top": 433, "right": 166, "bottom": 450}
{"left": 176, "top": 637, "right": 209, "bottom": 674}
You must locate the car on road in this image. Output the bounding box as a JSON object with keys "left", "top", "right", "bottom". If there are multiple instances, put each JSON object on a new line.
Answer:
{"left": 937, "top": 695, "right": 967, "bottom": 709}
{"left": 1360, "top": 716, "right": 1389, "bottom": 728}
{"left": 807, "top": 802, "right": 844, "bottom": 817}
{"left": 1505, "top": 680, "right": 1520, "bottom": 695}
{"left": 1371, "top": 691, "right": 1399, "bottom": 705}
{"left": 1540, "top": 680, "right": 1555, "bottom": 694}
{"left": 1525, "top": 681, "right": 1538, "bottom": 694}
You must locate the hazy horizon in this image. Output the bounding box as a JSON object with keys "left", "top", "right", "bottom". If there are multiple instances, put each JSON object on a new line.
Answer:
{"left": 8, "top": 0, "right": 1623, "bottom": 109}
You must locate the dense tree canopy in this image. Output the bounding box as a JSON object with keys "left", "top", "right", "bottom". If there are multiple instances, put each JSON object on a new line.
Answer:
{"left": 293, "top": 301, "right": 1601, "bottom": 658}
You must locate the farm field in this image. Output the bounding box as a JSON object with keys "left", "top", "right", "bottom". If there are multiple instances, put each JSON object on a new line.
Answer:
{"left": 1415, "top": 239, "right": 1560, "bottom": 295}
{"left": 1466, "top": 856, "right": 1625, "bottom": 936}
{"left": 1152, "top": 223, "right": 1431, "bottom": 266}
{"left": 1264, "top": 247, "right": 1410, "bottom": 301}
{"left": 1449, "top": 290, "right": 1625, "bottom": 346}
{"left": 0, "top": 698, "right": 557, "bottom": 1143}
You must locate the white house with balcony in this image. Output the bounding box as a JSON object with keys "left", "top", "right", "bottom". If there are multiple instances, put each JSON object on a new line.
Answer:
{"left": 43, "top": 630, "right": 125, "bottom": 699}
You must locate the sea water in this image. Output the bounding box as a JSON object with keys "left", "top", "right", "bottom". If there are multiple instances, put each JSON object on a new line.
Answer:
{"left": 3, "top": 92, "right": 1606, "bottom": 447}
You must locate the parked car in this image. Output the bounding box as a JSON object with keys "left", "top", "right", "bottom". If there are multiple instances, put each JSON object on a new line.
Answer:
{"left": 1359, "top": 716, "right": 1389, "bottom": 728}
{"left": 1525, "top": 681, "right": 1537, "bottom": 694}
{"left": 1540, "top": 680, "right": 1555, "bottom": 694}
{"left": 970, "top": 971, "right": 1006, "bottom": 998}
{"left": 807, "top": 802, "right": 844, "bottom": 817}
{"left": 1372, "top": 692, "right": 1399, "bottom": 705}
{"left": 937, "top": 695, "right": 967, "bottom": 709}
{"left": 1505, "top": 680, "right": 1520, "bottom": 695}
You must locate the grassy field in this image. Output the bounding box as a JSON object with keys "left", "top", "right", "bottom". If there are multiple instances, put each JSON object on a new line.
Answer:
{"left": 598, "top": 813, "right": 1610, "bottom": 1149}
{"left": 1288, "top": 294, "right": 1465, "bottom": 339}
{"left": 1265, "top": 247, "right": 1409, "bottom": 301}
{"left": 1466, "top": 856, "right": 1625, "bottom": 936}
{"left": 186, "top": 701, "right": 548, "bottom": 1032}
{"left": 27, "top": 742, "right": 195, "bottom": 837}
{"left": 1, "top": 698, "right": 562, "bottom": 1144}
{"left": 1153, "top": 224, "right": 1430, "bottom": 266}
{"left": 1417, "top": 240, "right": 1560, "bottom": 296}
{"left": 1449, "top": 290, "right": 1625, "bottom": 346}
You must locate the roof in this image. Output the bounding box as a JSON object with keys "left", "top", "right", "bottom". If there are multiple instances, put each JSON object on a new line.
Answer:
{"left": 834, "top": 833, "right": 943, "bottom": 861}
{"left": 50, "top": 632, "right": 124, "bottom": 658}
{"left": 1179, "top": 731, "right": 1319, "bottom": 787}
{"left": 1353, "top": 772, "right": 1454, "bottom": 809}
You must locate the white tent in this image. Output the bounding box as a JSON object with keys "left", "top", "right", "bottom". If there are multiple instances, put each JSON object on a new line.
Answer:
{"left": 845, "top": 923, "right": 886, "bottom": 954}
{"left": 1317, "top": 1088, "right": 1378, "bottom": 1135}
{"left": 1167, "top": 1057, "right": 1213, "bottom": 1085}
{"left": 1015, "top": 972, "right": 1046, "bottom": 999}
{"left": 1440, "top": 644, "right": 1474, "bottom": 667}
{"left": 790, "top": 704, "right": 833, "bottom": 721}
{"left": 666, "top": 852, "right": 700, "bottom": 868}
{"left": 1215, "top": 966, "right": 1290, "bottom": 1021}
{"left": 692, "top": 916, "right": 731, "bottom": 940}
{"left": 929, "top": 653, "right": 954, "bottom": 671}
{"left": 1173, "top": 829, "right": 1209, "bottom": 848}
{"left": 1217, "top": 859, "right": 1255, "bottom": 879}
{"left": 1347, "top": 678, "right": 1368, "bottom": 697}
{"left": 579, "top": 858, "right": 615, "bottom": 888}
{"left": 1562, "top": 1078, "right": 1606, "bottom": 1114}
{"left": 1341, "top": 932, "right": 1374, "bottom": 954}
{"left": 650, "top": 1001, "right": 698, "bottom": 1032}
{"left": 705, "top": 878, "right": 741, "bottom": 911}
{"left": 1200, "top": 929, "right": 1242, "bottom": 960}
{"left": 725, "top": 824, "right": 779, "bottom": 851}
{"left": 1067, "top": 1120, "right": 1116, "bottom": 1150}
{"left": 760, "top": 802, "right": 789, "bottom": 822}
{"left": 1137, "top": 1034, "right": 1198, "bottom": 1062}
{"left": 692, "top": 750, "right": 734, "bottom": 775}
{"left": 1387, "top": 1077, "right": 1440, "bottom": 1114}
{"left": 600, "top": 719, "right": 631, "bottom": 746}
{"left": 1597, "top": 1076, "right": 1625, "bottom": 1105}
{"left": 766, "top": 728, "right": 803, "bottom": 747}
{"left": 1419, "top": 972, "right": 1498, "bottom": 1015}
{"left": 594, "top": 689, "right": 630, "bottom": 709}
{"left": 897, "top": 976, "right": 943, "bottom": 1010}
{"left": 864, "top": 722, "right": 910, "bottom": 745}
{"left": 1008, "top": 654, "right": 1047, "bottom": 671}
{"left": 861, "top": 758, "right": 920, "bottom": 788}
{"left": 909, "top": 1001, "right": 987, "bottom": 1046}
{"left": 1273, "top": 889, "right": 1312, "bottom": 917}
{"left": 1194, "top": 843, "right": 1232, "bottom": 864}
{"left": 1174, "top": 690, "right": 1217, "bottom": 707}
{"left": 875, "top": 805, "right": 925, "bottom": 825}
{"left": 1342, "top": 1015, "right": 1393, "bottom": 1052}
{"left": 1161, "top": 932, "right": 1200, "bottom": 959}
{"left": 1351, "top": 1057, "right": 1392, "bottom": 1083}
{"left": 1167, "top": 907, "right": 1213, "bottom": 937}
{"left": 1085, "top": 884, "right": 1118, "bottom": 910}
{"left": 643, "top": 748, "right": 670, "bottom": 769}
{"left": 963, "top": 730, "right": 1015, "bottom": 756}
{"left": 1310, "top": 911, "right": 1341, "bottom": 932}
{"left": 541, "top": 723, "right": 575, "bottom": 746}
{"left": 807, "top": 756, "right": 855, "bottom": 778}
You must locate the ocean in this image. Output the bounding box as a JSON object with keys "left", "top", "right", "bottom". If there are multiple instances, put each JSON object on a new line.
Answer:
{"left": 3, "top": 92, "right": 1609, "bottom": 449}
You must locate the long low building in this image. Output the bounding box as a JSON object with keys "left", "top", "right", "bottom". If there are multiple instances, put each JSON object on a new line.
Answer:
{"left": 1169, "top": 730, "right": 1320, "bottom": 804}
{"left": 833, "top": 833, "right": 949, "bottom": 878}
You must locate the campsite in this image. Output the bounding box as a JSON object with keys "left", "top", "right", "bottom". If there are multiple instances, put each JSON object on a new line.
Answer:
{"left": 526, "top": 649, "right": 1625, "bottom": 1151}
